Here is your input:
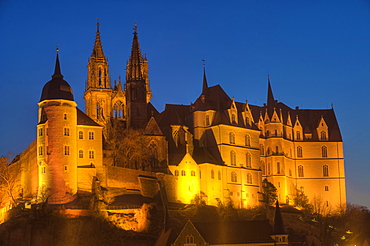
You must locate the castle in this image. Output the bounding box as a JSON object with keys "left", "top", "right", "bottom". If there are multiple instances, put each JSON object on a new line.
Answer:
{"left": 7, "top": 23, "right": 346, "bottom": 212}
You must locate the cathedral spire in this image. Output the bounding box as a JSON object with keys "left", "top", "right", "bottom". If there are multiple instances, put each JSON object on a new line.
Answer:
{"left": 127, "top": 23, "right": 144, "bottom": 81}
{"left": 267, "top": 75, "right": 275, "bottom": 107}
{"left": 91, "top": 19, "right": 105, "bottom": 59}
{"left": 202, "top": 61, "right": 208, "bottom": 94}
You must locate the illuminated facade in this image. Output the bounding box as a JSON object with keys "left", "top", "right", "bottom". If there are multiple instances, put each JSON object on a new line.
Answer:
{"left": 11, "top": 23, "right": 345, "bottom": 211}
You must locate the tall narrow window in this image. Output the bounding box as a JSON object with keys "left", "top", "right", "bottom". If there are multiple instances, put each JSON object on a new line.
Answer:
{"left": 229, "top": 132, "right": 235, "bottom": 144}
{"left": 320, "top": 131, "right": 327, "bottom": 141}
{"left": 261, "top": 161, "right": 266, "bottom": 175}
{"left": 64, "top": 128, "right": 70, "bottom": 136}
{"left": 297, "top": 146, "right": 303, "bottom": 157}
{"left": 64, "top": 146, "right": 70, "bottom": 155}
{"left": 181, "top": 170, "right": 186, "bottom": 176}
{"left": 247, "top": 173, "right": 252, "bottom": 184}
{"left": 260, "top": 145, "right": 264, "bottom": 155}
{"left": 191, "top": 171, "right": 195, "bottom": 176}
{"left": 218, "top": 170, "right": 221, "bottom": 180}
{"left": 322, "top": 146, "right": 328, "bottom": 157}
{"left": 64, "top": 113, "right": 67, "bottom": 120}
{"left": 39, "top": 146, "right": 43, "bottom": 155}
{"left": 206, "top": 115, "right": 210, "bottom": 126}
{"left": 298, "top": 165, "right": 304, "bottom": 177}
{"left": 246, "top": 153, "right": 251, "bottom": 168}
{"left": 296, "top": 131, "right": 301, "bottom": 140}
{"left": 246, "top": 117, "right": 250, "bottom": 126}
{"left": 88, "top": 150, "right": 94, "bottom": 159}
{"left": 325, "top": 186, "right": 329, "bottom": 191}
{"left": 276, "top": 146, "right": 279, "bottom": 154}
{"left": 79, "top": 150, "right": 83, "bottom": 158}
{"left": 89, "top": 131, "right": 94, "bottom": 140}
{"left": 174, "top": 170, "right": 179, "bottom": 176}
{"left": 231, "top": 114, "right": 236, "bottom": 123}
{"left": 38, "top": 128, "right": 43, "bottom": 136}
{"left": 277, "top": 162, "right": 281, "bottom": 174}
{"left": 231, "top": 171, "right": 237, "bottom": 182}
{"left": 245, "top": 134, "right": 251, "bottom": 146}
{"left": 323, "top": 165, "right": 329, "bottom": 177}
{"left": 211, "top": 169, "right": 214, "bottom": 179}
{"left": 230, "top": 150, "right": 236, "bottom": 166}
{"left": 79, "top": 131, "right": 83, "bottom": 139}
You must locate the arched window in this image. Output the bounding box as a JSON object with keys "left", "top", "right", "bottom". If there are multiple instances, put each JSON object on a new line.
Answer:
{"left": 297, "top": 146, "right": 303, "bottom": 157}
{"left": 230, "top": 150, "right": 236, "bottom": 166}
{"left": 261, "top": 161, "right": 266, "bottom": 175}
{"left": 267, "top": 163, "right": 271, "bottom": 175}
{"left": 64, "top": 128, "right": 70, "bottom": 136}
{"left": 206, "top": 115, "right": 210, "bottom": 126}
{"left": 89, "top": 131, "right": 94, "bottom": 140}
{"left": 246, "top": 117, "right": 250, "bottom": 126}
{"left": 322, "top": 146, "right": 328, "bottom": 157}
{"left": 231, "top": 114, "right": 236, "bottom": 123}
{"left": 267, "top": 147, "right": 271, "bottom": 156}
{"left": 246, "top": 153, "right": 251, "bottom": 168}
{"left": 174, "top": 170, "right": 179, "bottom": 176}
{"left": 231, "top": 171, "right": 237, "bottom": 182}
{"left": 323, "top": 165, "right": 329, "bottom": 177}
{"left": 191, "top": 170, "right": 196, "bottom": 176}
{"left": 39, "top": 146, "right": 43, "bottom": 155}
{"left": 79, "top": 150, "right": 83, "bottom": 158}
{"left": 266, "top": 130, "right": 270, "bottom": 137}
{"left": 247, "top": 173, "right": 252, "bottom": 184}
{"left": 186, "top": 235, "right": 194, "bottom": 244}
{"left": 325, "top": 186, "right": 329, "bottom": 191}
{"left": 113, "top": 101, "right": 124, "bottom": 119}
{"left": 229, "top": 132, "right": 235, "bottom": 144}
{"left": 211, "top": 169, "right": 214, "bottom": 179}
{"left": 275, "top": 146, "right": 279, "bottom": 154}
{"left": 320, "top": 131, "right": 327, "bottom": 141}
{"left": 181, "top": 170, "right": 186, "bottom": 176}
{"left": 296, "top": 131, "right": 301, "bottom": 140}
{"left": 88, "top": 150, "right": 94, "bottom": 159}
{"left": 277, "top": 162, "right": 281, "bottom": 174}
{"left": 298, "top": 165, "right": 304, "bottom": 177}
{"left": 260, "top": 145, "right": 264, "bottom": 155}
{"left": 218, "top": 170, "right": 221, "bottom": 180}
{"left": 98, "top": 68, "right": 102, "bottom": 86}
{"left": 245, "top": 134, "right": 251, "bottom": 147}
{"left": 275, "top": 129, "right": 278, "bottom": 136}
{"left": 79, "top": 131, "right": 83, "bottom": 139}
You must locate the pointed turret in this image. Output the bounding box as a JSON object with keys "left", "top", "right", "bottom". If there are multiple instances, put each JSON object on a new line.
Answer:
{"left": 52, "top": 51, "right": 63, "bottom": 79}
{"left": 202, "top": 65, "right": 208, "bottom": 94}
{"left": 273, "top": 200, "right": 287, "bottom": 234}
{"left": 267, "top": 75, "right": 275, "bottom": 106}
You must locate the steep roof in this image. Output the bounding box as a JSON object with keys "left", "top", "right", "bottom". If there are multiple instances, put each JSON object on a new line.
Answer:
{"left": 192, "top": 220, "right": 275, "bottom": 244}
{"left": 77, "top": 108, "right": 101, "bottom": 126}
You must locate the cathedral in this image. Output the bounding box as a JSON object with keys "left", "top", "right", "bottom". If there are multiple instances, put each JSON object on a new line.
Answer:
{"left": 8, "top": 23, "right": 346, "bottom": 212}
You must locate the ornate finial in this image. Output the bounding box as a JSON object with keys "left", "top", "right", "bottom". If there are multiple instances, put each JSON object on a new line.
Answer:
{"left": 118, "top": 75, "right": 121, "bottom": 84}
{"left": 96, "top": 17, "right": 100, "bottom": 33}
{"left": 331, "top": 103, "right": 334, "bottom": 108}
{"left": 133, "top": 21, "right": 138, "bottom": 33}
{"left": 202, "top": 59, "right": 206, "bottom": 67}
{"left": 56, "top": 43, "right": 59, "bottom": 52}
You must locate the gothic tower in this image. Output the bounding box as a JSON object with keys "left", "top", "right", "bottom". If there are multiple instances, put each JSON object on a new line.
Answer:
{"left": 37, "top": 52, "right": 78, "bottom": 204}
{"left": 125, "top": 25, "right": 152, "bottom": 129}
{"left": 84, "top": 21, "right": 113, "bottom": 125}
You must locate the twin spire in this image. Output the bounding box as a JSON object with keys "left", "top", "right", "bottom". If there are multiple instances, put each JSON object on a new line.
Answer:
{"left": 126, "top": 24, "right": 145, "bottom": 81}
{"left": 91, "top": 21, "right": 105, "bottom": 59}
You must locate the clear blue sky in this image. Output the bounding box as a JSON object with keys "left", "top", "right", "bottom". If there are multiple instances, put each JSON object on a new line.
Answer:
{"left": 1, "top": 0, "right": 370, "bottom": 208}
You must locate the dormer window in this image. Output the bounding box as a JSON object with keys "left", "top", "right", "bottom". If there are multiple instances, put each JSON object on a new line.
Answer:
{"left": 320, "top": 131, "right": 327, "bottom": 141}
{"left": 232, "top": 114, "right": 236, "bottom": 123}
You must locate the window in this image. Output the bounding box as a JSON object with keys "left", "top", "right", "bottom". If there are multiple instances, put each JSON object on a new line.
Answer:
{"left": 246, "top": 153, "right": 251, "bottom": 168}
{"left": 277, "top": 162, "right": 281, "bottom": 174}
{"left": 325, "top": 186, "right": 329, "bottom": 191}
{"left": 231, "top": 171, "right": 237, "bottom": 182}
{"left": 39, "top": 146, "right": 43, "bottom": 155}
{"left": 218, "top": 170, "right": 221, "bottom": 180}
{"left": 247, "top": 173, "right": 252, "bottom": 184}
{"left": 266, "top": 130, "right": 270, "bottom": 137}
{"left": 321, "top": 131, "right": 327, "bottom": 141}
{"left": 79, "top": 150, "right": 83, "bottom": 158}
{"left": 206, "top": 115, "right": 210, "bottom": 126}
{"left": 64, "top": 128, "right": 70, "bottom": 136}
{"left": 322, "top": 146, "right": 328, "bottom": 157}
{"left": 64, "top": 146, "right": 70, "bottom": 155}
{"left": 323, "top": 165, "right": 329, "bottom": 177}
{"left": 275, "top": 146, "right": 279, "bottom": 154}
{"left": 88, "top": 150, "right": 94, "bottom": 159}
{"left": 230, "top": 150, "right": 236, "bottom": 166}
{"left": 261, "top": 161, "right": 266, "bottom": 175}
{"left": 275, "top": 129, "right": 278, "bottom": 136}
{"left": 38, "top": 128, "right": 43, "bottom": 136}
{"left": 246, "top": 117, "right": 250, "bottom": 126}
{"left": 297, "top": 146, "right": 303, "bottom": 157}
{"left": 296, "top": 131, "right": 301, "bottom": 140}
{"left": 231, "top": 114, "right": 236, "bottom": 123}
{"left": 181, "top": 170, "right": 186, "bottom": 176}
{"left": 89, "top": 131, "right": 94, "bottom": 140}
{"left": 267, "top": 163, "right": 271, "bottom": 175}
{"left": 186, "top": 235, "right": 194, "bottom": 244}
{"left": 42, "top": 166, "right": 46, "bottom": 174}
{"left": 174, "top": 170, "right": 179, "bottom": 176}
{"left": 191, "top": 170, "right": 195, "bottom": 176}
{"left": 64, "top": 165, "right": 68, "bottom": 173}
{"left": 64, "top": 113, "right": 67, "bottom": 120}
{"left": 298, "top": 165, "right": 304, "bottom": 177}
{"left": 79, "top": 131, "right": 83, "bottom": 139}
{"left": 260, "top": 145, "right": 264, "bottom": 155}
{"left": 229, "top": 132, "right": 235, "bottom": 144}
{"left": 211, "top": 169, "right": 214, "bottom": 179}
{"left": 245, "top": 134, "right": 251, "bottom": 146}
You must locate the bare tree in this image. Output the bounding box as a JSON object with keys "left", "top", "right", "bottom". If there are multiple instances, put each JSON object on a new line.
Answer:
{"left": 0, "top": 156, "right": 20, "bottom": 207}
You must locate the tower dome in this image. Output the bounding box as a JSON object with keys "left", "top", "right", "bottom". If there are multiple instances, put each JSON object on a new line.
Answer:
{"left": 40, "top": 53, "right": 74, "bottom": 101}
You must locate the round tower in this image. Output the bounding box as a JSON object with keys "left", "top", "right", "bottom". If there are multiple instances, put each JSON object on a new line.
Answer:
{"left": 37, "top": 52, "right": 78, "bottom": 204}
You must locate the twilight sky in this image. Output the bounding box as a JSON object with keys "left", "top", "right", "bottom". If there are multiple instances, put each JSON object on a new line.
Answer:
{"left": 1, "top": 0, "right": 370, "bottom": 208}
